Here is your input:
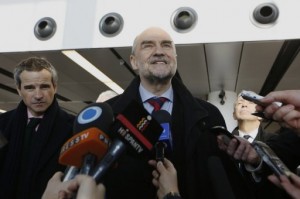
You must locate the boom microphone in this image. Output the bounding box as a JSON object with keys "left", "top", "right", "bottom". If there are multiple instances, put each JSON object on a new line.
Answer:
{"left": 91, "top": 100, "right": 163, "bottom": 183}
{"left": 59, "top": 103, "right": 114, "bottom": 178}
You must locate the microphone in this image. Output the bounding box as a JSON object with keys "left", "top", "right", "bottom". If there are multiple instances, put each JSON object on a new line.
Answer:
{"left": 152, "top": 110, "right": 172, "bottom": 162}
{"left": 62, "top": 166, "right": 79, "bottom": 182}
{"left": 73, "top": 102, "right": 114, "bottom": 135}
{"left": 59, "top": 102, "right": 114, "bottom": 179}
{"left": 59, "top": 127, "right": 111, "bottom": 168}
{"left": 91, "top": 100, "right": 163, "bottom": 183}
{"left": 207, "top": 156, "right": 236, "bottom": 199}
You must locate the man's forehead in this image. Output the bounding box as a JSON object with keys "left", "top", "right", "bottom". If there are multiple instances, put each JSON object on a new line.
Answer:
{"left": 141, "top": 39, "right": 173, "bottom": 44}
{"left": 139, "top": 28, "right": 172, "bottom": 41}
{"left": 236, "top": 96, "right": 247, "bottom": 103}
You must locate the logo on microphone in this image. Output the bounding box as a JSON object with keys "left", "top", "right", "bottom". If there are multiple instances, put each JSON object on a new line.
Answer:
{"left": 136, "top": 115, "right": 152, "bottom": 132}
{"left": 77, "top": 106, "right": 102, "bottom": 124}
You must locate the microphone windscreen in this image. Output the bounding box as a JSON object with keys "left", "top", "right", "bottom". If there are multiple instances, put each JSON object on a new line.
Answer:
{"left": 113, "top": 100, "right": 163, "bottom": 153}
{"left": 59, "top": 127, "right": 110, "bottom": 167}
{"left": 152, "top": 110, "right": 172, "bottom": 150}
{"left": 152, "top": 110, "right": 172, "bottom": 124}
{"left": 73, "top": 102, "right": 114, "bottom": 135}
{"left": 60, "top": 102, "right": 114, "bottom": 179}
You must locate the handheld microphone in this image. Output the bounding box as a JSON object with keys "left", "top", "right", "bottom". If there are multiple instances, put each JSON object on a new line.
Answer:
{"left": 59, "top": 103, "right": 114, "bottom": 179}
{"left": 62, "top": 166, "right": 79, "bottom": 182}
{"left": 59, "top": 127, "right": 111, "bottom": 168}
{"left": 91, "top": 100, "right": 163, "bottom": 183}
{"left": 152, "top": 110, "right": 172, "bottom": 162}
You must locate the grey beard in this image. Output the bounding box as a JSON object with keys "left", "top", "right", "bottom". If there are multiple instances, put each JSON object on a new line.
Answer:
{"left": 145, "top": 73, "right": 173, "bottom": 85}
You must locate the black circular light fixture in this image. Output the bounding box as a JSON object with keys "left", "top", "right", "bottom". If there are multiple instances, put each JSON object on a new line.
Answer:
{"left": 99, "top": 13, "right": 124, "bottom": 37}
{"left": 252, "top": 3, "right": 279, "bottom": 25}
{"left": 171, "top": 7, "right": 197, "bottom": 33}
{"left": 34, "top": 17, "right": 57, "bottom": 40}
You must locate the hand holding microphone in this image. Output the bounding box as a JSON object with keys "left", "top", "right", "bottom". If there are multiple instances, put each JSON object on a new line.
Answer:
{"left": 42, "top": 172, "right": 105, "bottom": 199}
{"left": 148, "top": 158, "right": 181, "bottom": 199}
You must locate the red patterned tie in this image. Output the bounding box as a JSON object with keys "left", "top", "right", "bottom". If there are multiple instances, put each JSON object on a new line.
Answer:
{"left": 147, "top": 97, "right": 168, "bottom": 112}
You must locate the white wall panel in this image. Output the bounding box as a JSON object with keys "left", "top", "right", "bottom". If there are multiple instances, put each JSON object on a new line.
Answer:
{"left": 1, "top": 0, "right": 300, "bottom": 52}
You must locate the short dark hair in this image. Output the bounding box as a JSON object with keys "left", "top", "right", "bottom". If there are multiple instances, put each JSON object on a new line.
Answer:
{"left": 14, "top": 57, "right": 58, "bottom": 89}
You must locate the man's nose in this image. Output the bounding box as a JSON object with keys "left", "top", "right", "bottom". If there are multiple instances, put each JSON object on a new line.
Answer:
{"left": 154, "top": 46, "right": 165, "bottom": 55}
{"left": 34, "top": 89, "right": 43, "bottom": 99}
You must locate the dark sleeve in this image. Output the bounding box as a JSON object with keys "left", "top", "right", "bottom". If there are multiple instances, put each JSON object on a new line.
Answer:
{"left": 0, "top": 112, "right": 12, "bottom": 163}
{"left": 195, "top": 98, "right": 226, "bottom": 128}
{"left": 266, "top": 127, "right": 300, "bottom": 171}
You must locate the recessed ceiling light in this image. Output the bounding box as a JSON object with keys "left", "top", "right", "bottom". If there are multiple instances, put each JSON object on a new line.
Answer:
{"left": 62, "top": 50, "right": 124, "bottom": 94}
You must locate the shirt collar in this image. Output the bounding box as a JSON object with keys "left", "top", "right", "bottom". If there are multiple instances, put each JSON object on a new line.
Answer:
{"left": 139, "top": 84, "right": 174, "bottom": 103}
{"left": 27, "top": 109, "right": 43, "bottom": 119}
{"left": 238, "top": 128, "right": 259, "bottom": 139}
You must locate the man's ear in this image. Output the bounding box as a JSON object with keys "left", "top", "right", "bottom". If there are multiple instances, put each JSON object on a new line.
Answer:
{"left": 53, "top": 83, "right": 58, "bottom": 93}
{"left": 16, "top": 87, "right": 21, "bottom": 96}
{"left": 130, "top": 54, "right": 138, "bottom": 70}
{"left": 233, "top": 112, "right": 237, "bottom": 120}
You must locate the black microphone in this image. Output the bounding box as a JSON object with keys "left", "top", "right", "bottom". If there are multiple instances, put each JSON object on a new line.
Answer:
{"left": 207, "top": 156, "right": 236, "bottom": 199}
{"left": 60, "top": 102, "right": 114, "bottom": 180}
{"left": 91, "top": 100, "right": 163, "bottom": 183}
{"left": 62, "top": 166, "right": 79, "bottom": 182}
{"left": 152, "top": 110, "right": 172, "bottom": 162}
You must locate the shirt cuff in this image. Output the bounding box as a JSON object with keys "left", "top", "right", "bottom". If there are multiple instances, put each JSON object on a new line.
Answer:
{"left": 244, "top": 158, "right": 263, "bottom": 172}
{"left": 244, "top": 158, "right": 264, "bottom": 182}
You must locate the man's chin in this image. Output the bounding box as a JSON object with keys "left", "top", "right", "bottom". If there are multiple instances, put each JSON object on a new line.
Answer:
{"left": 146, "top": 75, "right": 172, "bottom": 85}
{"left": 32, "top": 106, "right": 47, "bottom": 113}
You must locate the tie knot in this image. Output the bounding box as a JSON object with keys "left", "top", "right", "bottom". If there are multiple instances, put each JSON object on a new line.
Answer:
{"left": 27, "top": 118, "right": 42, "bottom": 128}
{"left": 147, "top": 97, "right": 168, "bottom": 112}
{"left": 243, "top": 135, "right": 251, "bottom": 140}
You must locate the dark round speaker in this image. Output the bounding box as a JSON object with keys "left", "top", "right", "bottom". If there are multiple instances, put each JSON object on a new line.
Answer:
{"left": 171, "top": 7, "right": 197, "bottom": 33}
{"left": 99, "top": 13, "right": 123, "bottom": 37}
{"left": 253, "top": 3, "right": 279, "bottom": 24}
{"left": 34, "top": 17, "right": 57, "bottom": 40}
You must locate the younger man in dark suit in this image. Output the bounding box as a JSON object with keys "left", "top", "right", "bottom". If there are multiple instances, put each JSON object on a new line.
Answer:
{"left": 0, "top": 57, "right": 75, "bottom": 199}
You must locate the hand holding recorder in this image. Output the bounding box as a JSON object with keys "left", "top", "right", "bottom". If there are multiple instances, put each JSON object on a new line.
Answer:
{"left": 214, "top": 126, "right": 261, "bottom": 165}
{"left": 257, "top": 90, "right": 300, "bottom": 135}
{"left": 251, "top": 141, "right": 291, "bottom": 178}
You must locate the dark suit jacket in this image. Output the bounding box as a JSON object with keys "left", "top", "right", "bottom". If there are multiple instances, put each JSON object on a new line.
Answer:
{"left": 232, "top": 125, "right": 277, "bottom": 142}
{"left": 232, "top": 125, "right": 295, "bottom": 198}
{"left": 267, "top": 128, "right": 300, "bottom": 172}
{"left": 103, "top": 76, "right": 254, "bottom": 199}
{"left": 0, "top": 99, "right": 75, "bottom": 199}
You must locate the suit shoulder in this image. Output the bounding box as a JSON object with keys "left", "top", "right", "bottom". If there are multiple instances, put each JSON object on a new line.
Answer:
{"left": 195, "top": 97, "right": 221, "bottom": 113}
{"left": 58, "top": 108, "right": 76, "bottom": 123}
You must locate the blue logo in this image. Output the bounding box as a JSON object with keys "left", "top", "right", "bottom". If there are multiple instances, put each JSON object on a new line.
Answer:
{"left": 77, "top": 106, "right": 102, "bottom": 124}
